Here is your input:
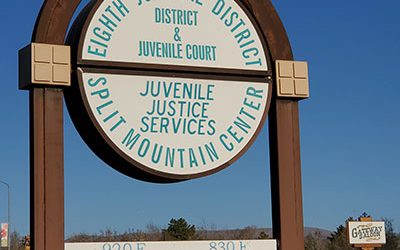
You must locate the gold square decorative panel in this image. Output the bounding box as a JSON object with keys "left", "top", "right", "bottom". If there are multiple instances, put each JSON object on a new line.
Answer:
{"left": 19, "top": 43, "right": 71, "bottom": 89}
{"left": 276, "top": 60, "right": 309, "bottom": 99}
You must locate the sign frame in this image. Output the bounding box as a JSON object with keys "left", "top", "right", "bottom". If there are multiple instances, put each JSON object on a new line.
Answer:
{"left": 23, "top": 0, "right": 306, "bottom": 249}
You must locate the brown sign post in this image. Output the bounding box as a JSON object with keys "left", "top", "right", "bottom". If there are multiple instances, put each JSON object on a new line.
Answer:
{"left": 20, "top": 1, "right": 80, "bottom": 249}
{"left": 19, "top": 0, "right": 309, "bottom": 249}
{"left": 255, "top": 3, "right": 307, "bottom": 248}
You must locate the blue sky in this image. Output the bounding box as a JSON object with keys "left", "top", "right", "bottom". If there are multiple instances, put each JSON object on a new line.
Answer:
{"left": 0, "top": 0, "right": 399, "bottom": 237}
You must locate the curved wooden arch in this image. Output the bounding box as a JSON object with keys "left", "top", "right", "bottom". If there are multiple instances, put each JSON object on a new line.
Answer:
{"left": 29, "top": 0, "right": 304, "bottom": 249}
{"left": 242, "top": 0, "right": 293, "bottom": 61}
{"left": 32, "top": 0, "right": 82, "bottom": 43}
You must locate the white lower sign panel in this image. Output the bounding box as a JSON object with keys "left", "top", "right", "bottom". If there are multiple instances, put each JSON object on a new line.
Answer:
{"left": 348, "top": 221, "right": 386, "bottom": 245}
{"left": 66, "top": 240, "right": 277, "bottom": 250}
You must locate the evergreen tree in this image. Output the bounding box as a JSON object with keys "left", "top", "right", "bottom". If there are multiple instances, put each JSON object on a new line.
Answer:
{"left": 378, "top": 219, "right": 400, "bottom": 250}
{"left": 258, "top": 231, "right": 269, "bottom": 239}
{"left": 305, "top": 233, "right": 318, "bottom": 250}
{"left": 166, "top": 218, "right": 196, "bottom": 240}
{"left": 326, "top": 225, "right": 354, "bottom": 250}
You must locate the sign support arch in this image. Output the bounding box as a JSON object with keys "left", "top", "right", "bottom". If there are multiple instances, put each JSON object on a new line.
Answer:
{"left": 19, "top": 0, "right": 309, "bottom": 249}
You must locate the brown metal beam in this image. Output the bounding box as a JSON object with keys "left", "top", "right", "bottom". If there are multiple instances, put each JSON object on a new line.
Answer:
{"left": 269, "top": 99, "right": 305, "bottom": 250}
{"left": 30, "top": 1, "right": 81, "bottom": 250}
{"left": 243, "top": 1, "right": 305, "bottom": 249}
{"left": 30, "top": 88, "right": 64, "bottom": 250}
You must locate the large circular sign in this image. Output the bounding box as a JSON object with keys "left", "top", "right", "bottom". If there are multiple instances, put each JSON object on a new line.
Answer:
{"left": 66, "top": 0, "right": 272, "bottom": 182}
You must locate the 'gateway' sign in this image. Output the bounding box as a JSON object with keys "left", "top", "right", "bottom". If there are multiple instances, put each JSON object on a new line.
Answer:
{"left": 348, "top": 221, "right": 386, "bottom": 245}
{"left": 66, "top": 0, "right": 272, "bottom": 182}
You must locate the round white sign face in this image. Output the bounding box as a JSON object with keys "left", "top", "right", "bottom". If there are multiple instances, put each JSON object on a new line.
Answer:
{"left": 67, "top": 0, "right": 272, "bottom": 182}
{"left": 79, "top": 0, "right": 269, "bottom": 72}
